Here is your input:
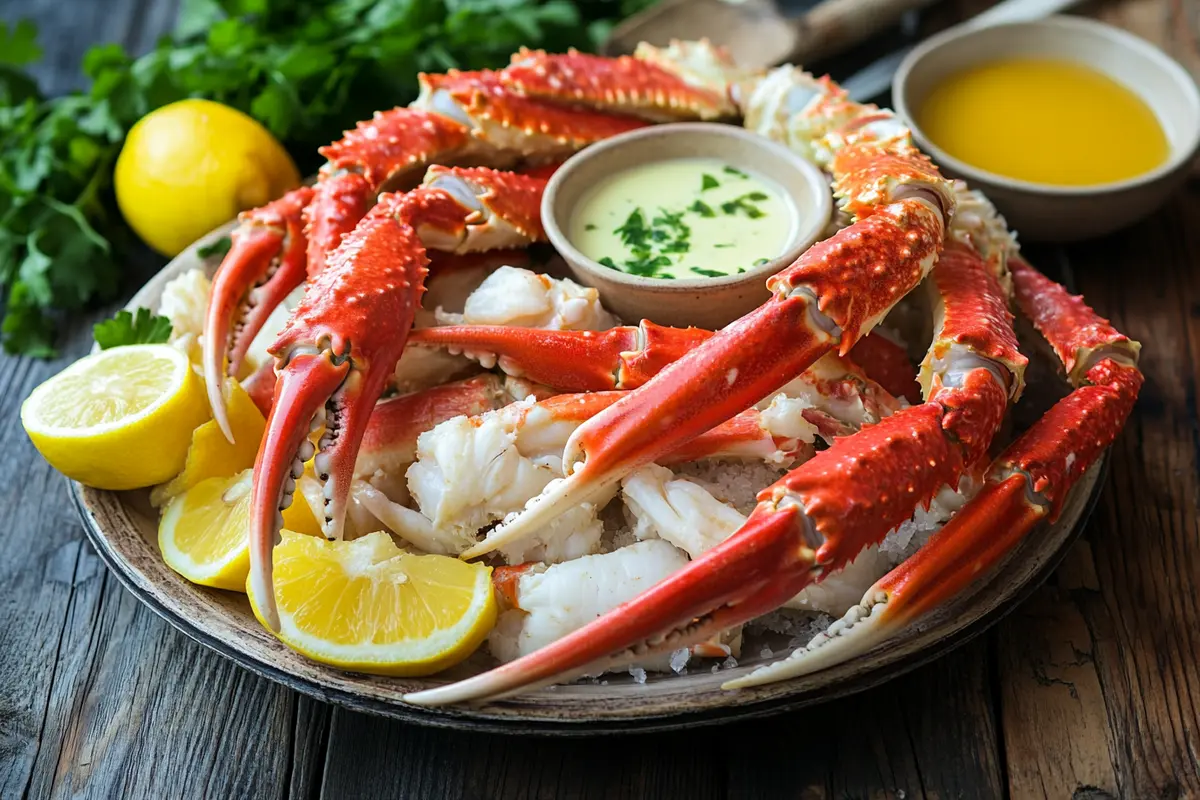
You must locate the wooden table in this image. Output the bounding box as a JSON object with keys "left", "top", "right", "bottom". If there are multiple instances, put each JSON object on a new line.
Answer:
{"left": 3, "top": 1, "right": 1198, "bottom": 797}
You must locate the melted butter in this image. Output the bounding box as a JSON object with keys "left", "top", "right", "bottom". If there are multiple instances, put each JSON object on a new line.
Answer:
{"left": 569, "top": 157, "right": 796, "bottom": 280}
{"left": 917, "top": 58, "right": 1169, "bottom": 186}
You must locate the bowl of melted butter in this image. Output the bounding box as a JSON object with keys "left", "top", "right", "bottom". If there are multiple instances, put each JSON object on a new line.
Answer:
{"left": 895, "top": 15, "right": 1200, "bottom": 242}
{"left": 543, "top": 123, "right": 831, "bottom": 329}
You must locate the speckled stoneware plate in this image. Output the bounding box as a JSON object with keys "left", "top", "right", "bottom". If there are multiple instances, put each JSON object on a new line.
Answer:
{"left": 71, "top": 224, "right": 1105, "bottom": 735}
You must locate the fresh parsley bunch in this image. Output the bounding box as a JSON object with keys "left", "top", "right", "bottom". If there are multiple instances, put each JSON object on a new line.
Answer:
{"left": 0, "top": 0, "right": 657, "bottom": 356}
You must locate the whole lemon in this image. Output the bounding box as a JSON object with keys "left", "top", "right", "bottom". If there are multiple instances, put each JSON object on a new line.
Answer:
{"left": 115, "top": 99, "right": 301, "bottom": 257}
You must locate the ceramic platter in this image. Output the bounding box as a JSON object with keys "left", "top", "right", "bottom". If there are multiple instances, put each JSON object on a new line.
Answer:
{"left": 71, "top": 225, "right": 1105, "bottom": 735}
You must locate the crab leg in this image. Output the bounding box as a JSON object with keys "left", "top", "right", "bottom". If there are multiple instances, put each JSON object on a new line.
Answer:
{"left": 202, "top": 187, "right": 313, "bottom": 440}
{"left": 249, "top": 168, "right": 548, "bottom": 630}
{"left": 403, "top": 241, "right": 1019, "bottom": 706}
{"left": 204, "top": 77, "right": 645, "bottom": 437}
{"left": 736, "top": 259, "right": 1142, "bottom": 684}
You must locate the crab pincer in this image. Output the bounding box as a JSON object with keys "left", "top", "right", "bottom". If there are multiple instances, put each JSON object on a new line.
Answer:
{"left": 202, "top": 187, "right": 314, "bottom": 442}
{"left": 249, "top": 167, "right": 548, "bottom": 630}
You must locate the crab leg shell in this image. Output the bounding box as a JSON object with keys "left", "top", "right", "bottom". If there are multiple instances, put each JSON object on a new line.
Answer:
{"left": 251, "top": 169, "right": 549, "bottom": 630}
{"left": 473, "top": 194, "right": 946, "bottom": 559}
{"left": 501, "top": 47, "right": 739, "bottom": 122}
{"left": 203, "top": 186, "right": 314, "bottom": 442}
{"left": 406, "top": 322, "right": 712, "bottom": 391}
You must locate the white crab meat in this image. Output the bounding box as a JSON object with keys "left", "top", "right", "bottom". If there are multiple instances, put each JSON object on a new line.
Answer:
{"left": 493, "top": 498, "right": 609, "bottom": 566}
{"left": 157, "top": 268, "right": 211, "bottom": 363}
{"left": 621, "top": 464, "right": 899, "bottom": 618}
{"left": 623, "top": 464, "right": 746, "bottom": 558}
{"left": 435, "top": 265, "right": 618, "bottom": 331}
{"left": 406, "top": 400, "right": 557, "bottom": 553}
{"left": 488, "top": 539, "right": 690, "bottom": 669}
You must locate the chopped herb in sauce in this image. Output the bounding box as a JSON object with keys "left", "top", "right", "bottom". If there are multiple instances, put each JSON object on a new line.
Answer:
{"left": 570, "top": 157, "right": 792, "bottom": 280}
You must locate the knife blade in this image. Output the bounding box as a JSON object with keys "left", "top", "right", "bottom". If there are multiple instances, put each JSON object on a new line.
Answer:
{"left": 841, "top": 0, "right": 1082, "bottom": 102}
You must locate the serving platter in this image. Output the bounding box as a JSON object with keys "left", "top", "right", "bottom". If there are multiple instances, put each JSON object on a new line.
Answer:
{"left": 71, "top": 225, "right": 1105, "bottom": 735}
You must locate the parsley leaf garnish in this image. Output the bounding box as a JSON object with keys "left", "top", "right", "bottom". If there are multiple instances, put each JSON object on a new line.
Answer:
{"left": 690, "top": 267, "right": 726, "bottom": 277}
{"left": 93, "top": 308, "right": 172, "bottom": 349}
{"left": 701, "top": 174, "right": 720, "bottom": 191}
{"left": 197, "top": 236, "right": 232, "bottom": 260}
{"left": 723, "top": 166, "right": 748, "bottom": 178}
{"left": 688, "top": 200, "right": 715, "bottom": 218}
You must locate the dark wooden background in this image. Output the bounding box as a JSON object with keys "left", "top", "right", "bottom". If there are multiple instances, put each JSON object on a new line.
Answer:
{"left": 2, "top": 0, "right": 1198, "bottom": 797}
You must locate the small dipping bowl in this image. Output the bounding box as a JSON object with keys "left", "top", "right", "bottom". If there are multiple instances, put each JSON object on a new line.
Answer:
{"left": 894, "top": 16, "right": 1200, "bottom": 242}
{"left": 542, "top": 123, "right": 832, "bottom": 329}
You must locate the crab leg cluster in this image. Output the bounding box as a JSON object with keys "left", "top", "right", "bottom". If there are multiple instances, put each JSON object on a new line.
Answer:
{"left": 197, "top": 38, "right": 1142, "bottom": 701}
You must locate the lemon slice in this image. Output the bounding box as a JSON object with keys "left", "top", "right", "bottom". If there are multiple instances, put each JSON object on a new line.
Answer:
{"left": 248, "top": 531, "right": 497, "bottom": 676}
{"left": 22, "top": 344, "right": 209, "bottom": 490}
{"left": 160, "top": 469, "right": 323, "bottom": 590}
{"left": 151, "top": 380, "right": 265, "bottom": 506}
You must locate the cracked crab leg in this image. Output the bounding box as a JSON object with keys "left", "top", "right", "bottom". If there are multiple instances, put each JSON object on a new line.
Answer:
{"left": 741, "top": 258, "right": 1142, "bottom": 683}
{"left": 403, "top": 240, "right": 1019, "bottom": 706}
{"left": 249, "top": 168, "right": 548, "bottom": 630}
{"left": 204, "top": 75, "right": 644, "bottom": 438}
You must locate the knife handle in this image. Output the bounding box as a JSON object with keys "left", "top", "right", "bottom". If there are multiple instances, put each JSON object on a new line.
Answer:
{"left": 783, "top": 0, "right": 939, "bottom": 67}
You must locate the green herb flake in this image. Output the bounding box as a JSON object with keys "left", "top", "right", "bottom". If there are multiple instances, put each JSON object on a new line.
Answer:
{"left": 714, "top": 243, "right": 734, "bottom": 249}
{"left": 753, "top": 258, "right": 770, "bottom": 266}
{"left": 690, "top": 267, "right": 726, "bottom": 278}
{"left": 93, "top": 308, "right": 173, "bottom": 349}
{"left": 723, "top": 166, "right": 748, "bottom": 178}
{"left": 701, "top": 174, "right": 720, "bottom": 191}
{"left": 599, "top": 256, "right": 620, "bottom": 270}
{"left": 584, "top": 223, "right": 597, "bottom": 231}
{"left": 688, "top": 200, "right": 715, "bottom": 218}
{"left": 197, "top": 236, "right": 232, "bottom": 260}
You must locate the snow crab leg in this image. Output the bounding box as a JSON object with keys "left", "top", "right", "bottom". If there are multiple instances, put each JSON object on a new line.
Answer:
{"left": 202, "top": 74, "right": 648, "bottom": 440}
{"left": 249, "top": 167, "right": 547, "bottom": 630}
{"left": 403, "top": 238, "right": 1022, "bottom": 706}
{"left": 730, "top": 259, "right": 1142, "bottom": 685}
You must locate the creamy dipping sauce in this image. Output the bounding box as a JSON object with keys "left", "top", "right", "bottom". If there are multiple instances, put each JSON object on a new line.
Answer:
{"left": 569, "top": 158, "right": 796, "bottom": 280}
{"left": 917, "top": 58, "right": 1169, "bottom": 186}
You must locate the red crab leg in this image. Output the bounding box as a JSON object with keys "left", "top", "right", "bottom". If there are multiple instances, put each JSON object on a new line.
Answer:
{"left": 732, "top": 259, "right": 1142, "bottom": 683}
{"left": 409, "top": 322, "right": 910, "bottom": 402}
{"left": 404, "top": 241, "right": 1019, "bottom": 706}
{"left": 501, "top": 44, "right": 741, "bottom": 121}
{"left": 202, "top": 187, "right": 313, "bottom": 441}
{"left": 249, "top": 168, "right": 547, "bottom": 630}
{"left": 470, "top": 191, "right": 948, "bottom": 558}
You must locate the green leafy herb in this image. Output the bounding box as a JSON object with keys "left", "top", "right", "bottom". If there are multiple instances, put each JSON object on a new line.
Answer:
{"left": 584, "top": 223, "right": 597, "bottom": 231}
{"left": 197, "top": 235, "right": 232, "bottom": 259}
{"left": 93, "top": 307, "right": 172, "bottom": 349}
{"left": 1, "top": 3, "right": 652, "bottom": 355}
{"left": 690, "top": 267, "right": 725, "bottom": 278}
{"left": 721, "top": 193, "right": 767, "bottom": 219}
{"left": 714, "top": 243, "right": 734, "bottom": 248}
{"left": 701, "top": 174, "right": 720, "bottom": 191}
{"left": 722, "top": 165, "right": 748, "bottom": 178}
{"left": 753, "top": 258, "right": 769, "bottom": 266}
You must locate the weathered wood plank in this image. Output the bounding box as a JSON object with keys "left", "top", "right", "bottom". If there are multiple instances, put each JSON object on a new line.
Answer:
{"left": 995, "top": 191, "right": 1200, "bottom": 799}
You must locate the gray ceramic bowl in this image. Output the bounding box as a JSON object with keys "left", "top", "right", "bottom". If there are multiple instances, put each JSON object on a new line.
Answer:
{"left": 542, "top": 123, "right": 832, "bottom": 329}
{"left": 894, "top": 16, "right": 1200, "bottom": 242}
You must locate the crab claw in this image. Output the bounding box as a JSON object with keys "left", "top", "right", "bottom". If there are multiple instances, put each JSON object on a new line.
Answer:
{"left": 250, "top": 203, "right": 431, "bottom": 631}
{"left": 203, "top": 186, "right": 314, "bottom": 442}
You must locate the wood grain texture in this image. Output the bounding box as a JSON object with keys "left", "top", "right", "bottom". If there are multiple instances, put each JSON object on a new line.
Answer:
{"left": 1, "top": 0, "right": 1199, "bottom": 798}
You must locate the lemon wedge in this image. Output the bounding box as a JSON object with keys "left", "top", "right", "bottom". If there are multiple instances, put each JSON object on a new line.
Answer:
{"left": 247, "top": 531, "right": 497, "bottom": 676}
{"left": 151, "top": 379, "right": 265, "bottom": 506}
{"left": 160, "top": 469, "right": 322, "bottom": 590}
{"left": 22, "top": 344, "right": 209, "bottom": 489}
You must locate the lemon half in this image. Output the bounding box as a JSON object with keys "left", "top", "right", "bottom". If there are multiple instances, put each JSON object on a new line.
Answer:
{"left": 22, "top": 344, "right": 209, "bottom": 489}
{"left": 248, "top": 531, "right": 497, "bottom": 676}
